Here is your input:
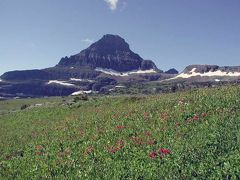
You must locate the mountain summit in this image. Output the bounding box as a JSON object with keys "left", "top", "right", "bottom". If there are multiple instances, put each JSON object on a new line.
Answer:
{"left": 58, "top": 34, "right": 158, "bottom": 72}
{"left": 2, "top": 34, "right": 239, "bottom": 98}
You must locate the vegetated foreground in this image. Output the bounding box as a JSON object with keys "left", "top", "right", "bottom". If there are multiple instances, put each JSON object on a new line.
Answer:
{"left": 0, "top": 86, "right": 240, "bottom": 179}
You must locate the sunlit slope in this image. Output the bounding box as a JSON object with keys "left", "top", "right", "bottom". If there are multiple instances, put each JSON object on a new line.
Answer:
{"left": 0, "top": 86, "right": 240, "bottom": 179}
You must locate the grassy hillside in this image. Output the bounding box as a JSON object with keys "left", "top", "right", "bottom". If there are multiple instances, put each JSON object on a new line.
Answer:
{"left": 0, "top": 86, "right": 240, "bottom": 179}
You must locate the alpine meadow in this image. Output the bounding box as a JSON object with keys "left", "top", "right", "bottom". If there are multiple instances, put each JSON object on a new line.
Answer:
{"left": 1, "top": 0, "right": 240, "bottom": 179}
{"left": 0, "top": 86, "right": 240, "bottom": 178}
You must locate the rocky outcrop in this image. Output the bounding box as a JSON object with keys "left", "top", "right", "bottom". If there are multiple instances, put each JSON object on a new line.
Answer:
{"left": 58, "top": 34, "right": 158, "bottom": 72}
{"left": 1, "top": 70, "right": 50, "bottom": 81}
{"left": 165, "top": 68, "right": 179, "bottom": 74}
{"left": 2, "top": 34, "right": 239, "bottom": 98}
{"left": 182, "top": 65, "right": 219, "bottom": 74}
{"left": 182, "top": 65, "right": 240, "bottom": 74}
{"left": 0, "top": 34, "right": 165, "bottom": 98}
{"left": 169, "top": 65, "right": 240, "bottom": 82}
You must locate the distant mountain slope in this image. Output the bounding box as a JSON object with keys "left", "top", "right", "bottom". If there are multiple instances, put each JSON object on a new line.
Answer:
{"left": 165, "top": 68, "right": 179, "bottom": 74}
{"left": 168, "top": 65, "right": 240, "bottom": 82}
{"left": 176, "top": 65, "right": 240, "bottom": 78}
{"left": 0, "top": 34, "right": 169, "bottom": 98}
{"left": 1, "top": 35, "right": 239, "bottom": 98}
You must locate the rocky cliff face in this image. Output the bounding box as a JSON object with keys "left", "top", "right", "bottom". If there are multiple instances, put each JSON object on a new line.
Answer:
{"left": 58, "top": 34, "right": 158, "bottom": 72}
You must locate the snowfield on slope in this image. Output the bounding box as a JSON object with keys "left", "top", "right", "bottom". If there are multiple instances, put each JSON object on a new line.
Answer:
{"left": 95, "top": 68, "right": 157, "bottom": 77}
{"left": 70, "top": 78, "right": 94, "bottom": 83}
{"left": 170, "top": 68, "right": 240, "bottom": 79}
{"left": 71, "top": 90, "right": 93, "bottom": 95}
{"left": 47, "top": 80, "right": 75, "bottom": 87}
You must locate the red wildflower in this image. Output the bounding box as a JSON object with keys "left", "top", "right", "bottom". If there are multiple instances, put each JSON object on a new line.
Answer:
{"left": 36, "top": 151, "right": 44, "bottom": 156}
{"left": 78, "top": 129, "right": 85, "bottom": 136}
{"left": 193, "top": 114, "right": 199, "bottom": 121}
{"left": 107, "top": 147, "right": 116, "bottom": 154}
{"left": 85, "top": 146, "right": 94, "bottom": 155}
{"left": 145, "top": 131, "right": 151, "bottom": 136}
{"left": 125, "top": 113, "right": 130, "bottom": 118}
{"left": 149, "top": 151, "right": 158, "bottom": 159}
{"left": 160, "top": 112, "right": 170, "bottom": 121}
{"left": 202, "top": 113, "right": 207, "bottom": 119}
{"left": 159, "top": 155, "right": 164, "bottom": 159}
{"left": 35, "top": 145, "right": 45, "bottom": 156}
{"left": 116, "top": 139, "right": 124, "bottom": 146}
{"left": 112, "top": 113, "right": 121, "bottom": 119}
{"left": 107, "top": 139, "right": 125, "bottom": 154}
{"left": 116, "top": 125, "right": 125, "bottom": 130}
{"left": 36, "top": 145, "right": 44, "bottom": 150}
{"left": 175, "top": 122, "right": 180, "bottom": 128}
{"left": 147, "top": 139, "right": 156, "bottom": 146}
{"left": 144, "top": 112, "right": 150, "bottom": 120}
{"left": 108, "top": 147, "right": 121, "bottom": 154}
{"left": 159, "top": 148, "right": 170, "bottom": 155}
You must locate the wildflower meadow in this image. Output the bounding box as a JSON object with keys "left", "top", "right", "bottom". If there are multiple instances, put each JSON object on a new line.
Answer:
{"left": 0, "top": 86, "right": 240, "bottom": 179}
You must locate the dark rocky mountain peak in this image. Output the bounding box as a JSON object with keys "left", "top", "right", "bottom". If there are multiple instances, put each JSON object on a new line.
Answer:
{"left": 88, "top": 34, "right": 131, "bottom": 54}
{"left": 58, "top": 34, "right": 158, "bottom": 72}
{"left": 165, "top": 68, "right": 178, "bottom": 74}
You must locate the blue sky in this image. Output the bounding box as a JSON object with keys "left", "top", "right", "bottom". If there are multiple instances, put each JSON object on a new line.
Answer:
{"left": 1, "top": 0, "right": 240, "bottom": 75}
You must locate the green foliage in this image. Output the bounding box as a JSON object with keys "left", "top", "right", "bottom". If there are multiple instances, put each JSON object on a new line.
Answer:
{"left": 20, "top": 104, "right": 30, "bottom": 110}
{"left": 73, "top": 94, "right": 89, "bottom": 102}
{"left": 0, "top": 86, "right": 240, "bottom": 179}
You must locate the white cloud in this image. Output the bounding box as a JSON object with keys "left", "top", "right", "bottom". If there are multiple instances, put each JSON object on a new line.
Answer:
{"left": 105, "top": 0, "right": 119, "bottom": 10}
{"left": 81, "top": 38, "right": 94, "bottom": 44}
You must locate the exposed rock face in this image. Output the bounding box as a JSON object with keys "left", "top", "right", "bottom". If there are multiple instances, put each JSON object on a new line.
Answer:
{"left": 182, "top": 65, "right": 219, "bottom": 74}
{"left": 58, "top": 34, "right": 158, "bottom": 72}
{"left": 182, "top": 65, "right": 240, "bottom": 74}
{"left": 0, "top": 34, "right": 164, "bottom": 97}
{"left": 165, "top": 68, "right": 179, "bottom": 74}
{"left": 1, "top": 70, "right": 49, "bottom": 81}
{"left": 1, "top": 34, "right": 239, "bottom": 98}
{"left": 169, "top": 65, "right": 240, "bottom": 82}
{"left": 1, "top": 34, "right": 159, "bottom": 82}
{"left": 0, "top": 67, "right": 100, "bottom": 81}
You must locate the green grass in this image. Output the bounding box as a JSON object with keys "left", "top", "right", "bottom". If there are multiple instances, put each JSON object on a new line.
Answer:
{"left": 0, "top": 86, "right": 240, "bottom": 179}
{"left": 0, "top": 96, "right": 70, "bottom": 115}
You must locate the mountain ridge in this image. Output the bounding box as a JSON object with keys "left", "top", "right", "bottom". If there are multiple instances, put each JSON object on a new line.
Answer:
{"left": 57, "top": 34, "right": 158, "bottom": 72}
{"left": 0, "top": 34, "right": 240, "bottom": 98}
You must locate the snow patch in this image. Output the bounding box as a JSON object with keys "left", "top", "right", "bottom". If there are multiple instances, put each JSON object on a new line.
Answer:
{"left": 95, "top": 68, "right": 157, "bottom": 77}
{"left": 190, "top": 68, "right": 197, "bottom": 73}
{"left": 47, "top": 80, "right": 75, "bottom": 87}
{"left": 108, "top": 88, "right": 115, "bottom": 92}
{"left": 71, "top": 90, "right": 93, "bottom": 96}
{"left": 115, "top": 85, "right": 125, "bottom": 88}
{"left": 215, "top": 79, "right": 221, "bottom": 82}
{"left": 170, "top": 68, "right": 240, "bottom": 80}
{"left": 70, "top": 78, "right": 94, "bottom": 83}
